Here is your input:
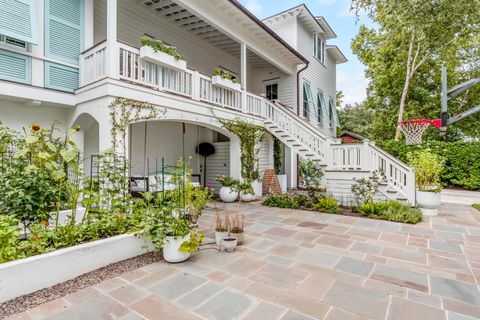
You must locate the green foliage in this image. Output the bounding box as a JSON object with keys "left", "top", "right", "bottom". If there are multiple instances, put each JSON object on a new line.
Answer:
{"left": 213, "top": 69, "right": 240, "bottom": 84}
{"left": 189, "top": 186, "right": 212, "bottom": 223}
{"left": 273, "top": 137, "right": 282, "bottom": 175}
{"left": 300, "top": 159, "right": 324, "bottom": 187}
{"left": 379, "top": 140, "right": 480, "bottom": 190}
{"left": 140, "top": 37, "right": 185, "bottom": 61}
{"left": 216, "top": 175, "right": 240, "bottom": 188}
{"left": 337, "top": 103, "right": 375, "bottom": 140}
{"left": 356, "top": 201, "right": 422, "bottom": 224}
{"left": 351, "top": 0, "right": 480, "bottom": 139}
{"left": 351, "top": 178, "right": 379, "bottom": 205}
{"left": 219, "top": 118, "right": 265, "bottom": 182}
{"left": 262, "top": 193, "right": 309, "bottom": 209}
{"left": 179, "top": 228, "right": 205, "bottom": 253}
{"left": 237, "top": 181, "right": 254, "bottom": 194}
{"left": 408, "top": 149, "right": 444, "bottom": 191}
{"left": 472, "top": 204, "right": 480, "bottom": 212}
{"left": 313, "top": 196, "right": 340, "bottom": 214}
{"left": 0, "top": 215, "right": 23, "bottom": 263}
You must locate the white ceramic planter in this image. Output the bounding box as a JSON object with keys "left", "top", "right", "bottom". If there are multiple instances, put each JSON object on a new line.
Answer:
{"left": 212, "top": 75, "right": 241, "bottom": 91}
{"left": 54, "top": 207, "right": 87, "bottom": 226}
{"left": 163, "top": 234, "right": 191, "bottom": 263}
{"left": 416, "top": 190, "right": 442, "bottom": 216}
{"left": 240, "top": 192, "right": 255, "bottom": 202}
{"left": 252, "top": 180, "right": 263, "bottom": 198}
{"left": 222, "top": 237, "right": 238, "bottom": 252}
{"left": 0, "top": 233, "right": 152, "bottom": 303}
{"left": 215, "top": 231, "right": 229, "bottom": 246}
{"left": 140, "top": 46, "right": 187, "bottom": 72}
{"left": 277, "top": 174, "right": 287, "bottom": 193}
{"left": 219, "top": 186, "right": 238, "bottom": 203}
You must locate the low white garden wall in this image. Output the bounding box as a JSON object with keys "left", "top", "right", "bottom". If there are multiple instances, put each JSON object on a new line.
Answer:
{"left": 0, "top": 233, "right": 153, "bottom": 303}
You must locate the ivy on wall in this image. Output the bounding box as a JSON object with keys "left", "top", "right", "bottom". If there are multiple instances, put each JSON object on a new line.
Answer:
{"left": 108, "top": 97, "right": 166, "bottom": 156}
{"left": 273, "top": 137, "right": 282, "bottom": 174}
{"left": 218, "top": 118, "right": 265, "bottom": 182}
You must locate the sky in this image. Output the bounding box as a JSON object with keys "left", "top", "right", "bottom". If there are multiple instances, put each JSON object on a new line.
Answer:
{"left": 239, "top": 0, "right": 372, "bottom": 106}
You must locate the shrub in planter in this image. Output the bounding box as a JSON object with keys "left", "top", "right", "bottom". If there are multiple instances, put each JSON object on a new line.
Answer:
{"left": 313, "top": 196, "right": 339, "bottom": 214}
{"left": 408, "top": 150, "right": 444, "bottom": 216}
{"left": 216, "top": 176, "right": 240, "bottom": 203}
{"left": 229, "top": 211, "right": 245, "bottom": 245}
{"left": 140, "top": 37, "right": 185, "bottom": 61}
{"left": 214, "top": 207, "right": 229, "bottom": 246}
{"left": 237, "top": 181, "right": 255, "bottom": 202}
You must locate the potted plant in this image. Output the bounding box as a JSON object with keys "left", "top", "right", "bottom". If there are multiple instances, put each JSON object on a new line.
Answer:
{"left": 139, "top": 37, "right": 187, "bottom": 72}
{"left": 229, "top": 211, "right": 244, "bottom": 245}
{"left": 214, "top": 208, "right": 229, "bottom": 246}
{"left": 222, "top": 237, "right": 238, "bottom": 252}
{"left": 238, "top": 181, "right": 255, "bottom": 202}
{"left": 188, "top": 186, "right": 212, "bottom": 227}
{"left": 211, "top": 69, "right": 241, "bottom": 92}
{"left": 216, "top": 176, "right": 239, "bottom": 203}
{"left": 408, "top": 149, "right": 444, "bottom": 216}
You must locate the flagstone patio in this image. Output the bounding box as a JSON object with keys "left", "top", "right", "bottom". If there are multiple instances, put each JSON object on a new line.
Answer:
{"left": 8, "top": 201, "right": 480, "bottom": 320}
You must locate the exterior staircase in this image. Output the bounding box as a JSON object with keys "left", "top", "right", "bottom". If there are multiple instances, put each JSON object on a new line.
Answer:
{"left": 257, "top": 99, "right": 416, "bottom": 205}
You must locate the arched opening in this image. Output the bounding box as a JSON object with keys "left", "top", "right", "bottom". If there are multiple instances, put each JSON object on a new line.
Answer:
{"left": 71, "top": 113, "right": 100, "bottom": 176}
{"left": 129, "top": 120, "right": 232, "bottom": 191}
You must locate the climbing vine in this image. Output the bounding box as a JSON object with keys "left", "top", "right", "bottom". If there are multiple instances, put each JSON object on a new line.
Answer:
{"left": 109, "top": 98, "right": 166, "bottom": 156}
{"left": 273, "top": 137, "right": 282, "bottom": 174}
{"left": 218, "top": 118, "right": 265, "bottom": 182}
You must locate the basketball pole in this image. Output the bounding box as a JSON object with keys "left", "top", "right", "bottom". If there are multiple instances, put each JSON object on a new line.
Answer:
{"left": 441, "top": 67, "right": 449, "bottom": 129}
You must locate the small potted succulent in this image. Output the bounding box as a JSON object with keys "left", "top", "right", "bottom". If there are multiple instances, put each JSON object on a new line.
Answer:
{"left": 229, "top": 211, "right": 244, "bottom": 245}
{"left": 409, "top": 150, "right": 444, "bottom": 216}
{"left": 216, "top": 176, "right": 239, "bottom": 203}
{"left": 238, "top": 181, "right": 255, "bottom": 202}
{"left": 214, "top": 208, "right": 229, "bottom": 246}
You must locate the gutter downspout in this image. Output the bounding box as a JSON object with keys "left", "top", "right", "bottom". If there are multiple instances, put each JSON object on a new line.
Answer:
{"left": 296, "top": 62, "right": 309, "bottom": 187}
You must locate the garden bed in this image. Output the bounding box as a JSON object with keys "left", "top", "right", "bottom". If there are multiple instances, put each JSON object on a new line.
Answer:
{"left": 0, "top": 233, "right": 153, "bottom": 303}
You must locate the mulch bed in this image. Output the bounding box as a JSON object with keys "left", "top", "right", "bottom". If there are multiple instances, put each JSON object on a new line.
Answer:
{"left": 0, "top": 252, "right": 163, "bottom": 319}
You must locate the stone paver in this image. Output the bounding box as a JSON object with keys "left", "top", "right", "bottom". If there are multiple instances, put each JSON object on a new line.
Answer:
{"left": 10, "top": 201, "right": 480, "bottom": 320}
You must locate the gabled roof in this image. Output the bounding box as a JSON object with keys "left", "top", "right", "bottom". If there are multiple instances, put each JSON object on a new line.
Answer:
{"left": 262, "top": 4, "right": 336, "bottom": 40}
{"left": 340, "top": 131, "right": 365, "bottom": 141}
{"left": 326, "top": 45, "right": 348, "bottom": 64}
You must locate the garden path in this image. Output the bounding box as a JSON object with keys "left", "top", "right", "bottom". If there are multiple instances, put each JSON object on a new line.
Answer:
{"left": 8, "top": 201, "right": 480, "bottom": 320}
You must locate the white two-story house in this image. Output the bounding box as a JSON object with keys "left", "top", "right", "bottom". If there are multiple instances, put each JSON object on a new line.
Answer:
{"left": 0, "top": 0, "right": 416, "bottom": 204}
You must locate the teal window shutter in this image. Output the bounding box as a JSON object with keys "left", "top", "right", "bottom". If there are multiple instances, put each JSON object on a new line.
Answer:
{"left": 45, "top": 61, "right": 79, "bottom": 92}
{"left": 317, "top": 90, "right": 327, "bottom": 123}
{"left": 303, "top": 82, "right": 314, "bottom": 118}
{"left": 328, "top": 97, "right": 339, "bottom": 127}
{"left": 45, "top": 0, "right": 83, "bottom": 65}
{"left": 0, "top": 0, "right": 37, "bottom": 44}
{"left": 0, "top": 49, "right": 31, "bottom": 84}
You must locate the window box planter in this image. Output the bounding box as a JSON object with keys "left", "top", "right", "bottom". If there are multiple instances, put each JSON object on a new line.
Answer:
{"left": 212, "top": 75, "right": 241, "bottom": 92}
{"left": 0, "top": 233, "right": 152, "bottom": 303}
{"left": 139, "top": 45, "right": 187, "bottom": 72}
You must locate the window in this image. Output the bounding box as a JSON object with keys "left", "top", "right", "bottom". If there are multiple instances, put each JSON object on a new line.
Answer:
{"left": 317, "top": 90, "right": 326, "bottom": 123}
{"left": 266, "top": 83, "right": 278, "bottom": 100}
{"left": 314, "top": 34, "right": 325, "bottom": 63}
{"left": 0, "top": 0, "right": 38, "bottom": 44}
{"left": 0, "top": 35, "right": 27, "bottom": 50}
{"left": 303, "top": 82, "right": 314, "bottom": 118}
{"left": 328, "top": 97, "right": 336, "bottom": 127}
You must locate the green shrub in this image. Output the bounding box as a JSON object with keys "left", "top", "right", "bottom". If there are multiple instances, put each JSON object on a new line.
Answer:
{"left": 313, "top": 196, "right": 340, "bottom": 214}
{"left": 379, "top": 140, "right": 480, "bottom": 190}
{"left": 408, "top": 149, "right": 444, "bottom": 191}
{"left": 357, "top": 201, "right": 422, "bottom": 224}
{"left": 262, "top": 193, "right": 308, "bottom": 209}
{"left": 473, "top": 204, "right": 480, "bottom": 212}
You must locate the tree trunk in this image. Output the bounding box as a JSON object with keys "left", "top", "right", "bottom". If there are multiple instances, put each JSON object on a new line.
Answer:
{"left": 395, "top": 32, "right": 416, "bottom": 140}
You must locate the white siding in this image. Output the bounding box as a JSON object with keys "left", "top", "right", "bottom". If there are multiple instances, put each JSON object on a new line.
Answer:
{"left": 94, "top": 0, "right": 240, "bottom": 76}
{"left": 296, "top": 20, "right": 337, "bottom": 138}
{"left": 264, "top": 16, "right": 297, "bottom": 49}
{"left": 247, "top": 66, "right": 296, "bottom": 109}
{"left": 205, "top": 142, "right": 230, "bottom": 191}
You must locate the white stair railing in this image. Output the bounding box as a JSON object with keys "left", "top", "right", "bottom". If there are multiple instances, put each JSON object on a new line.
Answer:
{"left": 79, "top": 41, "right": 107, "bottom": 86}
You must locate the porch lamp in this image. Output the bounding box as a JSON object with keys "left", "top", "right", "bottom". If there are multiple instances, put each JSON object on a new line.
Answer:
{"left": 196, "top": 142, "right": 215, "bottom": 186}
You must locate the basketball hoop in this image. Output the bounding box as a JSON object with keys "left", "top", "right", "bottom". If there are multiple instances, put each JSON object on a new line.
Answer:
{"left": 399, "top": 119, "right": 441, "bottom": 145}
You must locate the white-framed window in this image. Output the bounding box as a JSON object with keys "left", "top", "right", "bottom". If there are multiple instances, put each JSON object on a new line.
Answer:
{"left": 0, "top": 35, "right": 28, "bottom": 51}
{"left": 313, "top": 34, "right": 325, "bottom": 64}
{"left": 265, "top": 83, "right": 278, "bottom": 100}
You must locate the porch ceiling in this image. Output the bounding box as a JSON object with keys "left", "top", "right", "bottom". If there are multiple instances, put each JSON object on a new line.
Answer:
{"left": 141, "top": 0, "right": 291, "bottom": 69}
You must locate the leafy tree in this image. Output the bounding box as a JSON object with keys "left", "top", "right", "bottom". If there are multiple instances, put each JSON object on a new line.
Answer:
{"left": 338, "top": 102, "right": 375, "bottom": 139}
{"left": 351, "top": 0, "right": 480, "bottom": 140}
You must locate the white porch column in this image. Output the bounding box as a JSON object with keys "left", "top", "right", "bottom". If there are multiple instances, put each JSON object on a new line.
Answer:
{"left": 84, "top": 0, "right": 94, "bottom": 49}
{"left": 240, "top": 42, "right": 247, "bottom": 112}
{"left": 284, "top": 146, "right": 297, "bottom": 190}
{"left": 229, "top": 136, "right": 241, "bottom": 179}
{"left": 106, "top": 0, "right": 118, "bottom": 79}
